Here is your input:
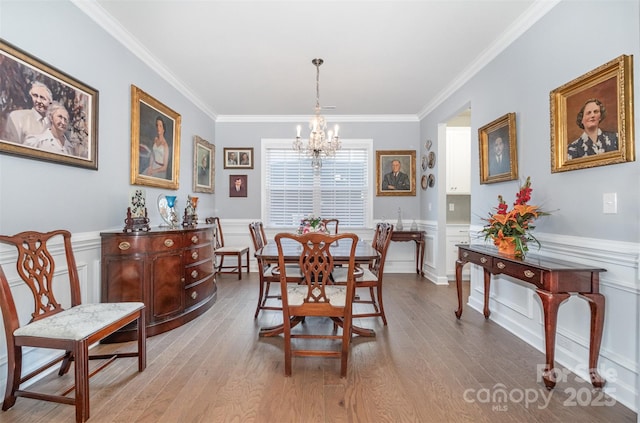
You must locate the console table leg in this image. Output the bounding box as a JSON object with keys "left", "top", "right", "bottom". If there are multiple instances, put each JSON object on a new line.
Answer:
{"left": 417, "top": 240, "right": 425, "bottom": 277}
{"left": 454, "top": 260, "right": 465, "bottom": 319}
{"left": 536, "top": 290, "right": 570, "bottom": 390}
{"left": 483, "top": 269, "right": 491, "bottom": 319}
{"left": 579, "top": 292, "right": 606, "bottom": 389}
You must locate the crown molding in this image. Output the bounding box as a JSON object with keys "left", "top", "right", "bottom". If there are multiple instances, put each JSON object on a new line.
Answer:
{"left": 215, "top": 114, "right": 419, "bottom": 123}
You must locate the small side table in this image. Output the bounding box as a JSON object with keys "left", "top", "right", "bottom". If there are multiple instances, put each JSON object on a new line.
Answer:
{"left": 391, "top": 230, "right": 426, "bottom": 276}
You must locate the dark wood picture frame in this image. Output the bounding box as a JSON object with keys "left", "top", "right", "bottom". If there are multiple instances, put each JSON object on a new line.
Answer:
{"left": 479, "top": 112, "right": 518, "bottom": 184}
{"left": 0, "top": 39, "right": 99, "bottom": 169}
{"left": 229, "top": 174, "right": 248, "bottom": 197}
{"left": 223, "top": 147, "right": 254, "bottom": 169}
{"left": 193, "top": 135, "right": 215, "bottom": 194}
{"left": 376, "top": 150, "right": 416, "bottom": 196}
{"left": 550, "top": 54, "right": 634, "bottom": 173}
{"left": 130, "top": 85, "right": 181, "bottom": 190}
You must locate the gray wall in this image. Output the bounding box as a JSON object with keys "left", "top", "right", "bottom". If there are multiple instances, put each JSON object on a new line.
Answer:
{"left": 421, "top": 0, "right": 639, "bottom": 242}
{"left": 0, "top": 1, "right": 216, "bottom": 235}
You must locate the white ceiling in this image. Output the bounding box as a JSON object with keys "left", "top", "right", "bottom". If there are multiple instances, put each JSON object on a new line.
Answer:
{"left": 76, "top": 1, "right": 558, "bottom": 120}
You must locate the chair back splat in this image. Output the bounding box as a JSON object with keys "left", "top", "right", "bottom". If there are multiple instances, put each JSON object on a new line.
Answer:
{"left": 275, "top": 231, "right": 358, "bottom": 377}
{"left": 0, "top": 229, "right": 146, "bottom": 423}
{"left": 206, "top": 217, "right": 250, "bottom": 279}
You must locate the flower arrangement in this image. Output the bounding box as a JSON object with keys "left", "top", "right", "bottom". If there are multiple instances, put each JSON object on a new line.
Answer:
{"left": 481, "top": 177, "right": 550, "bottom": 257}
{"left": 297, "top": 215, "right": 328, "bottom": 234}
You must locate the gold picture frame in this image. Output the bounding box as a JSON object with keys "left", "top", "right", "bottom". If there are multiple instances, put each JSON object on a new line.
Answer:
{"left": 0, "top": 39, "right": 99, "bottom": 169}
{"left": 550, "top": 54, "right": 634, "bottom": 173}
{"left": 193, "top": 135, "right": 215, "bottom": 194}
{"left": 376, "top": 150, "right": 416, "bottom": 196}
{"left": 130, "top": 85, "right": 181, "bottom": 189}
{"left": 479, "top": 112, "right": 518, "bottom": 184}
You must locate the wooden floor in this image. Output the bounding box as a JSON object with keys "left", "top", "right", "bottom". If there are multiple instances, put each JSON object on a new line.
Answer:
{"left": 0, "top": 273, "right": 635, "bottom": 423}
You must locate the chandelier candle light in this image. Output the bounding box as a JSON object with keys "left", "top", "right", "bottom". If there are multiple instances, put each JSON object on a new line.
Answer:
{"left": 293, "top": 58, "right": 341, "bottom": 170}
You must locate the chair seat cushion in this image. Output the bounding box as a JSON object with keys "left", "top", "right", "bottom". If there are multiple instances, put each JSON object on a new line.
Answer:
{"left": 14, "top": 302, "right": 145, "bottom": 341}
{"left": 331, "top": 267, "right": 375, "bottom": 283}
{"left": 216, "top": 246, "right": 248, "bottom": 254}
{"left": 287, "top": 285, "right": 347, "bottom": 307}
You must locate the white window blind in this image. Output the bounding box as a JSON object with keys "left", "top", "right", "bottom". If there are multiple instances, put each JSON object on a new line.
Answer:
{"left": 263, "top": 140, "right": 372, "bottom": 228}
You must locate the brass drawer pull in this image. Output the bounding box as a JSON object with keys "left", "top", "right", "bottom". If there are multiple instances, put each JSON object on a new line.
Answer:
{"left": 480, "top": 257, "right": 487, "bottom": 264}
{"left": 524, "top": 270, "right": 535, "bottom": 278}
{"left": 191, "top": 235, "right": 199, "bottom": 244}
{"left": 496, "top": 262, "right": 506, "bottom": 269}
{"left": 191, "top": 270, "right": 199, "bottom": 278}
{"left": 192, "top": 251, "right": 199, "bottom": 260}
{"left": 463, "top": 252, "right": 469, "bottom": 258}
{"left": 118, "top": 241, "right": 131, "bottom": 250}
{"left": 164, "top": 239, "right": 175, "bottom": 247}
{"left": 191, "top": 291, "right": 198, "bottom": 300}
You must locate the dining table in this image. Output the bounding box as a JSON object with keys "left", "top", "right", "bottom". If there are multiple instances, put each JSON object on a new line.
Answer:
{"left": 255, "top": 237, "right": 380, "bottom": 338}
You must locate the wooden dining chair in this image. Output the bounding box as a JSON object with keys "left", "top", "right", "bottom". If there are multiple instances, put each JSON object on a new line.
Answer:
{"left": 249, "top": 221, "right": 303, "bottom": 318}
{"left": 206, "top": 217, "right": 250, "bottom": 279}
{"left": 0, "top": 230, "right": 146, "bottom": 423}
{"left": 274, "top": 231, "right": 359, "bottom": 377}
{"left": 332, "top": 222, "right": 394, "bottom": 325}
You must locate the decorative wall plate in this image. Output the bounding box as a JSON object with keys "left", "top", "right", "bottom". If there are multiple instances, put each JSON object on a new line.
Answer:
{"left": 421, "top": 155, "right": 428, "bottom": 172}
{"left": 428, "top": 173, "right": 435, "bottom": 188}
{"left": 425, "top": 139, "right": 432, "bottom": 151}
{"left": 421, "top": 175, "right": 428, "bottom": 190}
{"left": 428, "top": 151, "right": 436, "bottom": 168}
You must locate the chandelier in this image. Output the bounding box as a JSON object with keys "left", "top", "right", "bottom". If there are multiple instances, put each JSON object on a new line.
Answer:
{"left": 293, "top": 58, "right": 341, "bottom": 170}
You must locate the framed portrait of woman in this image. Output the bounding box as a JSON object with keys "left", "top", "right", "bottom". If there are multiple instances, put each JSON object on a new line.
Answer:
{"left": 193, "top": 135, "right": 214, "bottom": 194}
{"left": 550, "top": 55, "right": 634, "bottom": 173}
{"left": 130, "top": 85, "right": 181, "bottom": 189}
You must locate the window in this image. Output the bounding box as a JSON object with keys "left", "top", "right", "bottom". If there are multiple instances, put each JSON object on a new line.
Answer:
{"left": 262, "top": 139, "right": 373, "bottom": 228}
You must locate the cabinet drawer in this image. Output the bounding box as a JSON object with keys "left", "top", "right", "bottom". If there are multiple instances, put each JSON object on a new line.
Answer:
{"left": 102, "top": 236, "right": 150, "bottom": 255}
{"left": 185, "top": 275, "right": 216, "bottom": 308}
{"left": 185, "top": 259, "right": 215, "bottom": 284}
{"left": 459, "top": 248, "right": 491, "bottom": 267}
{"left": 184, "top": 243, "right": 214, "bottom": 265}
{"left": 188, "top": 229, "right": 213, "bottom": 246}
{"left": 492, "top": 259, "right": 544, "bottom": 289}
{"left": 150, "top": 234, "right": 185, "bottom": 251}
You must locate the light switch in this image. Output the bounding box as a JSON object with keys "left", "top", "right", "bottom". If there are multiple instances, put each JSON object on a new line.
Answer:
{"left": 603, "top": 192, "right": 617, "bottom": 214}
{"left": 449, "top": 203, "right": 455, "bottom": 211}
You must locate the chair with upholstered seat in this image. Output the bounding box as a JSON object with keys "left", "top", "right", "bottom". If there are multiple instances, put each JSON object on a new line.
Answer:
{"left": 332, "top": 222, "right": 394, "bottom": 325}
{"left": 274, "top": 231, "right": 359, "bottom": 377}
{"left": 0, "top": 230, "right": 146, "bottom": 423}
{"left": 207, "top": 217, "right": 250, "bottom": 279}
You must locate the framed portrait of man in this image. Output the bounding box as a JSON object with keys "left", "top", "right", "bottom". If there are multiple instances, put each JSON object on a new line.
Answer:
{"left": 479, "top": 112, "right": 518, "bottom": 184}
{"left": 376, "top": 150, "right": 416, "bottom": 196}
{"left": 229, "top": 174, "right": 248, "bottom": 198}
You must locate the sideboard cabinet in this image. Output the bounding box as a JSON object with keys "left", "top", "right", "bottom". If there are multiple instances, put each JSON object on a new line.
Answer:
{"left": 101, "top": 226, "right": 217, "bottom": 342}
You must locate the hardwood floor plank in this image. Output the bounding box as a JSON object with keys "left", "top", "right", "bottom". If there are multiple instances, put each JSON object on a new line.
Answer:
{"left": 0, "top": 273, "right": 634, "bottom": 423}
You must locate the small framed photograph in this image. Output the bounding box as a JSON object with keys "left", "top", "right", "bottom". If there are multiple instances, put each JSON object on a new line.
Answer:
{"left": 479, "top": 112, "right": 518, "bottom": 184}
{"left": 550, "top": 54, "right": 634, "bottom": 173}
{"left": 193, "top": 135, "right": 214, "bottom": 194}
{"left": 130, "top": 85, "right": 181, "bottom": 190}
{"left": 223, "top": 147, "right": 253, "bottom": 169}
{"left": 229, "top": 174, "right": 247, "bottom": 197}
{"left": 0, "top": 39, "right": 99, "bottom": 169}
{"left": 376, "top": 150, "right": 416, "bottom": 196}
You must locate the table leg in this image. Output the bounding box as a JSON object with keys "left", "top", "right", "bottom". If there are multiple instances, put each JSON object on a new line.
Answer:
{"left": 536, "top": 289, "right": 571, "bottom": 390}
{"left": 455, "top": 259, "right": 465, "bottom": 319}
{"left": 483, "top": 269, "right": 492, "bottom": 319}
{"left": 417, "top": 240, "right": 425, "bottom": 277}
{"left": 579, "top": 292, "right": 606, "bottom": 388}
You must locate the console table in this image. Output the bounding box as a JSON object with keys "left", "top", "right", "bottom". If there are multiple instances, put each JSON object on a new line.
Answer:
{"left": 455, "top": 244, "right": 606, "bottom": 390}
{"left": 391, "top": 230, "right": 426, "bottom": 276}
{"left": 101, "top": 226, "right": 217, "bottom": 342}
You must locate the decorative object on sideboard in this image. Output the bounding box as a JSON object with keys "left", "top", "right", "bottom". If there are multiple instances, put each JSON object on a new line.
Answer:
{"left": 182, "top": 195, "right": 199, "bottom": 227}
{"left": 158, "top": 194, "right": 179, "bottom": 228}
{"left": 124, "top": 188, "right": 150, "bottom": 232}
{"left": 396, "top": 207, "right": 404, "bottom": 231}
{"left": 480, "top": 176, "right": 550, "bottom": 257}
{"left": 292, "top": 58, "right": 341, "bottom": 170}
